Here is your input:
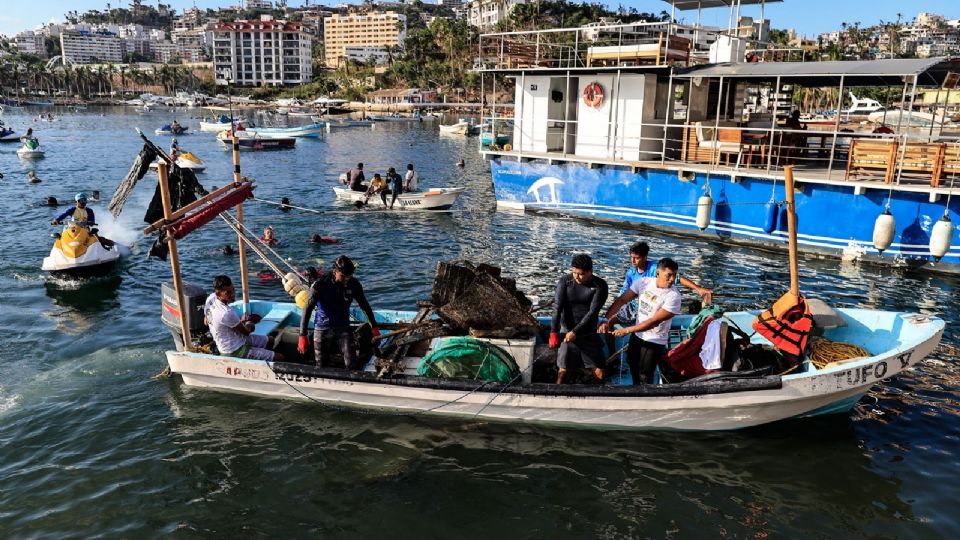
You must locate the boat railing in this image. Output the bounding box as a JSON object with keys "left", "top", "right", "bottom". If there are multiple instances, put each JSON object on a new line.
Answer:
{"left": 482, "top": 112, "right": 960, "bottom": 189}
{"left": 475, "top": 23, "right": 808, "bottom": 71}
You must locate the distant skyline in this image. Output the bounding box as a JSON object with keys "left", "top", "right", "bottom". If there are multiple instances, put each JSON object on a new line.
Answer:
{"left": 0, "top": 0, "right": 957, "bottom": 39}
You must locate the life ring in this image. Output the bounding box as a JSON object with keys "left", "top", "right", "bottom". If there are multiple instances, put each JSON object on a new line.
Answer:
{"left": 583, "top": 82, "right": 604, "bottom": 109}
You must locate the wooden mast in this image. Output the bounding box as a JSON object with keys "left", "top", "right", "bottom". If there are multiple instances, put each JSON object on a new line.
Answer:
{"left": 783, "top": 165, "right": 800, "bottom": 296}
{"left": 232, "top": 131, "right": 249, "bottom": 310}
{"left": 157, "top": 161, "right": 193, "bottom": 351}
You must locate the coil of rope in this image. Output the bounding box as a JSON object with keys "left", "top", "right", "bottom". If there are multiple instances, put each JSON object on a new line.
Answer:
{"left": 807, "top": 338, "right": 870, "bottom": 369}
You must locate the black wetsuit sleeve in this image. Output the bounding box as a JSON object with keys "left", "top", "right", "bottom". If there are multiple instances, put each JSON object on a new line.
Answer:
{"left": 352, "top": 280, "right": 376, "bottom": 327}
{"left": 551, "top": 276, "right": 566, "bottom": 334}
{"left": 573, "top": 278, "right": 608, "bottom": 335}
{"left": 299, "top": 282, "right": 320, "bottom": 336}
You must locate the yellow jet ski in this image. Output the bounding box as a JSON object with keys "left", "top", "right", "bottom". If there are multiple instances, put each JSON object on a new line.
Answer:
{"left": 42, "top": 221, "right": 129, "bottom": 276}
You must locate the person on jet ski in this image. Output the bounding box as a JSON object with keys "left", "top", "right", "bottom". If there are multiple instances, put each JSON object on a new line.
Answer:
{"left": 51, "top": 192, "right": 94, "bottom": 227}
{"left": 171, "top": 119, "right": 182, "bottom": 134}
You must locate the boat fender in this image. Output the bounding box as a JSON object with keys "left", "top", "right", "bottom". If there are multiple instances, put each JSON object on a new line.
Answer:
{"left": 295, "top": 290, "right": 309, "bottom": 309}
{"left": 762, "top": 202, "right": 778, "bottom": 234}
{"left": 929, "top": 213, "right": 953, "bottom": 261}
{"left": 696, "top": 194, "right": 713, "bottom": 231}
{"left": 872, "top": 209, "right": 896, "bottom": 254}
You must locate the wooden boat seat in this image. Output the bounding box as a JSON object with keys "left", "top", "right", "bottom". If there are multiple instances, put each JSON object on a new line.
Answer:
{"left": 897, "top": 141, "right": 944, "bottom": 186}
{"left": 252, "top": 305, "right": 295, "bottom": 336}
{"left": 845, "top": 139, "right": 898, "bottom": 183}
{"left": 939, "top": 142, "right": 960, "bottom": 187}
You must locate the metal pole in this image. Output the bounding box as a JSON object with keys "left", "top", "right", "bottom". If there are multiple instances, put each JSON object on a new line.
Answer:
{"left": 157, "top": 161, "right": 192, "bottom": 351}
{"left": 662, "top": 71, "right": 674, "bottom": 165}
{"left": 894, "top": 75, "right": 919, "bottom": 185}
{"left": 826, "top": 75, "right": 845, "bottom": 180}
{"left": 766, "top": 75, "right": 781, "bottom": 172}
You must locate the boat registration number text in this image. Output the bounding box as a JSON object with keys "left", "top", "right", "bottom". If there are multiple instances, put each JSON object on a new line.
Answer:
{"left": 832, "top": 351, "right": 912, "bottom": 389}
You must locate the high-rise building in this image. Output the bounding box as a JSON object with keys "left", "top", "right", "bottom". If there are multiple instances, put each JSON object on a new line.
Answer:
{"left": 323, "top": 11, "right": 406, "bottom": 68}
{"left": 173, "top": 28, "right": 210, "bottom": 63}
{"left": 14, "top": 31, "right": 47, "bottom": 58}
{"left": 60, "top": 31, "right": 123, "bottom": 64}
{"left": 212, "top": 15, "right": 312, "bottom": 86}
{"left": 467, "top": 0, "right": 527, "bottom": 30}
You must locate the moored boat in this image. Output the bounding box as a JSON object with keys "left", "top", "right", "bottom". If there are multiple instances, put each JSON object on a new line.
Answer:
{"left": 248, "top": 123, "right": 326, "bottom": 138}
{"left": 217, "top": 129, "right": 296, "bottom": 150}
{"left": 332, "top": 186, "right": 466, "bottom": 210}
{"left": 439, "top": 121, "right": 471, "bottom": 135}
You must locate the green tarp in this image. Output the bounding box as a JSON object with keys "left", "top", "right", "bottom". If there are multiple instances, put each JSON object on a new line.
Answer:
{"left": 416, "top": 337, "right": 520, "bottom": 383}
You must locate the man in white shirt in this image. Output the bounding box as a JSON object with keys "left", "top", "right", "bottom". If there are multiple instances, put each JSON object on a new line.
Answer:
{"left": 204, "top": 275, "right": 284, "bottom": 361}
{"left": 599, "top": 258, "right": 681, "bottom": 384}
{"left": 403, "top": 163, "right": 419, "bottom": 192}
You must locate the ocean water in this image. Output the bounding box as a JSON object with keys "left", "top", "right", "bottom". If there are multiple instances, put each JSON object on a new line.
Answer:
{"left": 0, "top": 107, "right": 958, "bottom": 538}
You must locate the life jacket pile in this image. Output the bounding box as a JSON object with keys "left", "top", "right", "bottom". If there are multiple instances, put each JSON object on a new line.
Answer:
{"left": 751, "top": 292, "right": 813, "bottom": 357}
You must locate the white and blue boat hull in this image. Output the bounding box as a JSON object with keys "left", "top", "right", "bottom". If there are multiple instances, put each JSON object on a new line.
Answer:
{"left": 490, "top": 159, "right": 960, "bottom": 271}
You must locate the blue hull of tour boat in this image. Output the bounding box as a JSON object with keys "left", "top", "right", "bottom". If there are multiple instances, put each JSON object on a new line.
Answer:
{"left": 489, "top": 159, "right": 960, "bottom": 271}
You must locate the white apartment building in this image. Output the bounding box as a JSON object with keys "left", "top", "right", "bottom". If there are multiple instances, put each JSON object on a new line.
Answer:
{"left": 60, "top": 31, "right": 123, "bottom": 64}
{"left": 153, "top": 41, "right": 179, "bottom": 63}
{"left": 323, "top": 11, "right": 406, "bottom": 67}
{"left": 14, "top": 31, "right": 46, "bottom": 58}
{"left": 173, "top": 28, "right": 210, "bottom": 63}
{"left": 212, "top": 16, "right": 312, "bottom": 86}
{"left": 345, "top": 45, "right": 391, "bottom": 65}
{"left": 467, "top": 0, "right": 527, "bottom": 30}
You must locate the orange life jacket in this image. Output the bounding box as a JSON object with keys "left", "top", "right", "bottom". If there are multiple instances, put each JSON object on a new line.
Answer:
{"left": 751, "top": 292, "right": 813, "bottom": 357}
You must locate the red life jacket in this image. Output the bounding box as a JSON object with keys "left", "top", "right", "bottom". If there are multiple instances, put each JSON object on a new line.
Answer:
{"left": 661, "top": 315, "right": 719, "bottom": 382}
{"left": 751, "top": 292, "right": 813, "bottom": 357}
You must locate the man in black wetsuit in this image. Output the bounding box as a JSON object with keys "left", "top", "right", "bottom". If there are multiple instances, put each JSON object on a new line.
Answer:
{"left": 549, "top": 254, "right": 609, "bottom": 384}
{"left": 297, "top": 256, "right": 380, "bottom": 369}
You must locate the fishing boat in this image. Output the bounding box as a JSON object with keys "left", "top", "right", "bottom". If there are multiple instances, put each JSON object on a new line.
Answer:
{"left": 217, "top": 129, "right": 295, "bottom": 150}
{"left": 149, "top": 151, "right": 206, "bottom": 172}
{"left": 156, "top": 123, "right": 189, "bottom": 136}
{"left": 163, "top": 302, "right": 943, "bottom": 430}
{"left": 200, "top": 116, "right": 237, "bottom": 132}
{"left": 248, "top": 123, "right": 326, "bottom": 138}
{"left": 476, "top": 8, "right": 960, "bottom": 272}
{"left": 17, "top": 138, "right": 44, "bottom": 159}
{"left": 147, "top": 116, "right": 944, "bottom": 431}
{"left": 332, "top": 186, "right": 466, "bottom": 210}
{"left": 439, "top": 120, "right": 471, "bottom": 135}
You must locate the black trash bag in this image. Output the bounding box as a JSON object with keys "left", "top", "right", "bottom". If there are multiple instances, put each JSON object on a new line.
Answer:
{"left": 144, "top": 167, "right": 207, "bottom": 224}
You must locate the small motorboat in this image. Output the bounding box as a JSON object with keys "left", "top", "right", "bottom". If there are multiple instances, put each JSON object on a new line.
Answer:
{"left": 324, "top": 120, "right": 374, "bottom": 129}
{"left": 333, "top": 184, "right": 466, "bottom": 210}
{"left": 42, "top": 221, "right": 129, "bottom": 276}
{"left": 248, "top": 123, "right": 326, "bottom": 138}
{"left": 439, "top": 120, "right": 473, "bottom": 135}
{"left": 200, "top": 115, "right": 237, "bottom": 132}
{"left": 217, "top": 129, "right": 296, "bottom": 150}
{"left": 17, "top": 138, "right": 45, "bottom": 159}
{"left": 156, "top": 123, "right": 189, "bottom": 136}
{"left": 149, "top": 151, "right": 206, "bottom": 172}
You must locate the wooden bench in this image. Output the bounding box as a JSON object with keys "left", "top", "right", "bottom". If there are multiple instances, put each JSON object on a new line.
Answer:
{"left": 587, "top": 33, "right": 691, "bottom": 67}
{"left": 939, "top": 142, "right": 960, "bottom": 188}
{"left": 897, "top": 141, "right": 944, "bottom": 186}
{"left": 845, "top": 139, "right": 899, "bottom": 183}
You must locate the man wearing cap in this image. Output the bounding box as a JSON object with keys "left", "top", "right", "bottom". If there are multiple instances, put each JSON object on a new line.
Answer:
{"left": 52, "top": 193, "right": 95, "bottom": 227}
{"left": 297, "top": 255, "right": 380, "bottom": 369}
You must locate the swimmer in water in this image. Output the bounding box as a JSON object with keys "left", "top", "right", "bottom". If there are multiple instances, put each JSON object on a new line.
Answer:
{"left": 221, "top": 244, "right": 236, "bottom": 256}
{"left": 260, "top": 226, "right": 279, "bottom": 245}
{"left": 27, "top": 171, "right": 41, "bottom": 184}
{"left": 280, "top": 197, "right": 292, "bottom": 212}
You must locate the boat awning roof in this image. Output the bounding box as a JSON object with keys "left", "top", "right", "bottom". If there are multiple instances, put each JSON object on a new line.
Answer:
{"left": 673, "top": 57, "right": 960, "bottom": 86}
{"left": 662, "top": 0, "right": 782, "bottom": 10}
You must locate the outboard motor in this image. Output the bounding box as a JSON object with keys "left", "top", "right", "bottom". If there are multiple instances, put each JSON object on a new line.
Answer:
{"left": 161, "top": 282, "right": 208, "bottom": 351}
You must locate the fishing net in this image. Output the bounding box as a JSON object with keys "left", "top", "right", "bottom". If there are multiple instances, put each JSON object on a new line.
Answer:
{"left": 416, "top": 337, "right": 520, "bottom": 383}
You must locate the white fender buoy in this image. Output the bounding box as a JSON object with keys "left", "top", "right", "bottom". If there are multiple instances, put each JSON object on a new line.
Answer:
{"left": 929, "top": 213, "right": 953, "bottom": 260}
{"left": 872, "top": 209, "right": 896, "bottom": 254}
{"left": 696, "top": 194, "right": 713, "bottom": 231}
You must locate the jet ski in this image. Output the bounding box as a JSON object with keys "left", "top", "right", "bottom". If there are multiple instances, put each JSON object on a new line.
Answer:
{"left": 0, "top": 126, "right": 18, "bottom": 142}
{"left": 17, "top": 138, "right": 44, "bottom": 159}
{"left": 149, "top": 151, "right": 206, "bottom": 172}
{"left": 42, "top": 221, "right": 129, "bottom": 276}
{"left": 156, "top": 123, "right": 189, "bottom": 135}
